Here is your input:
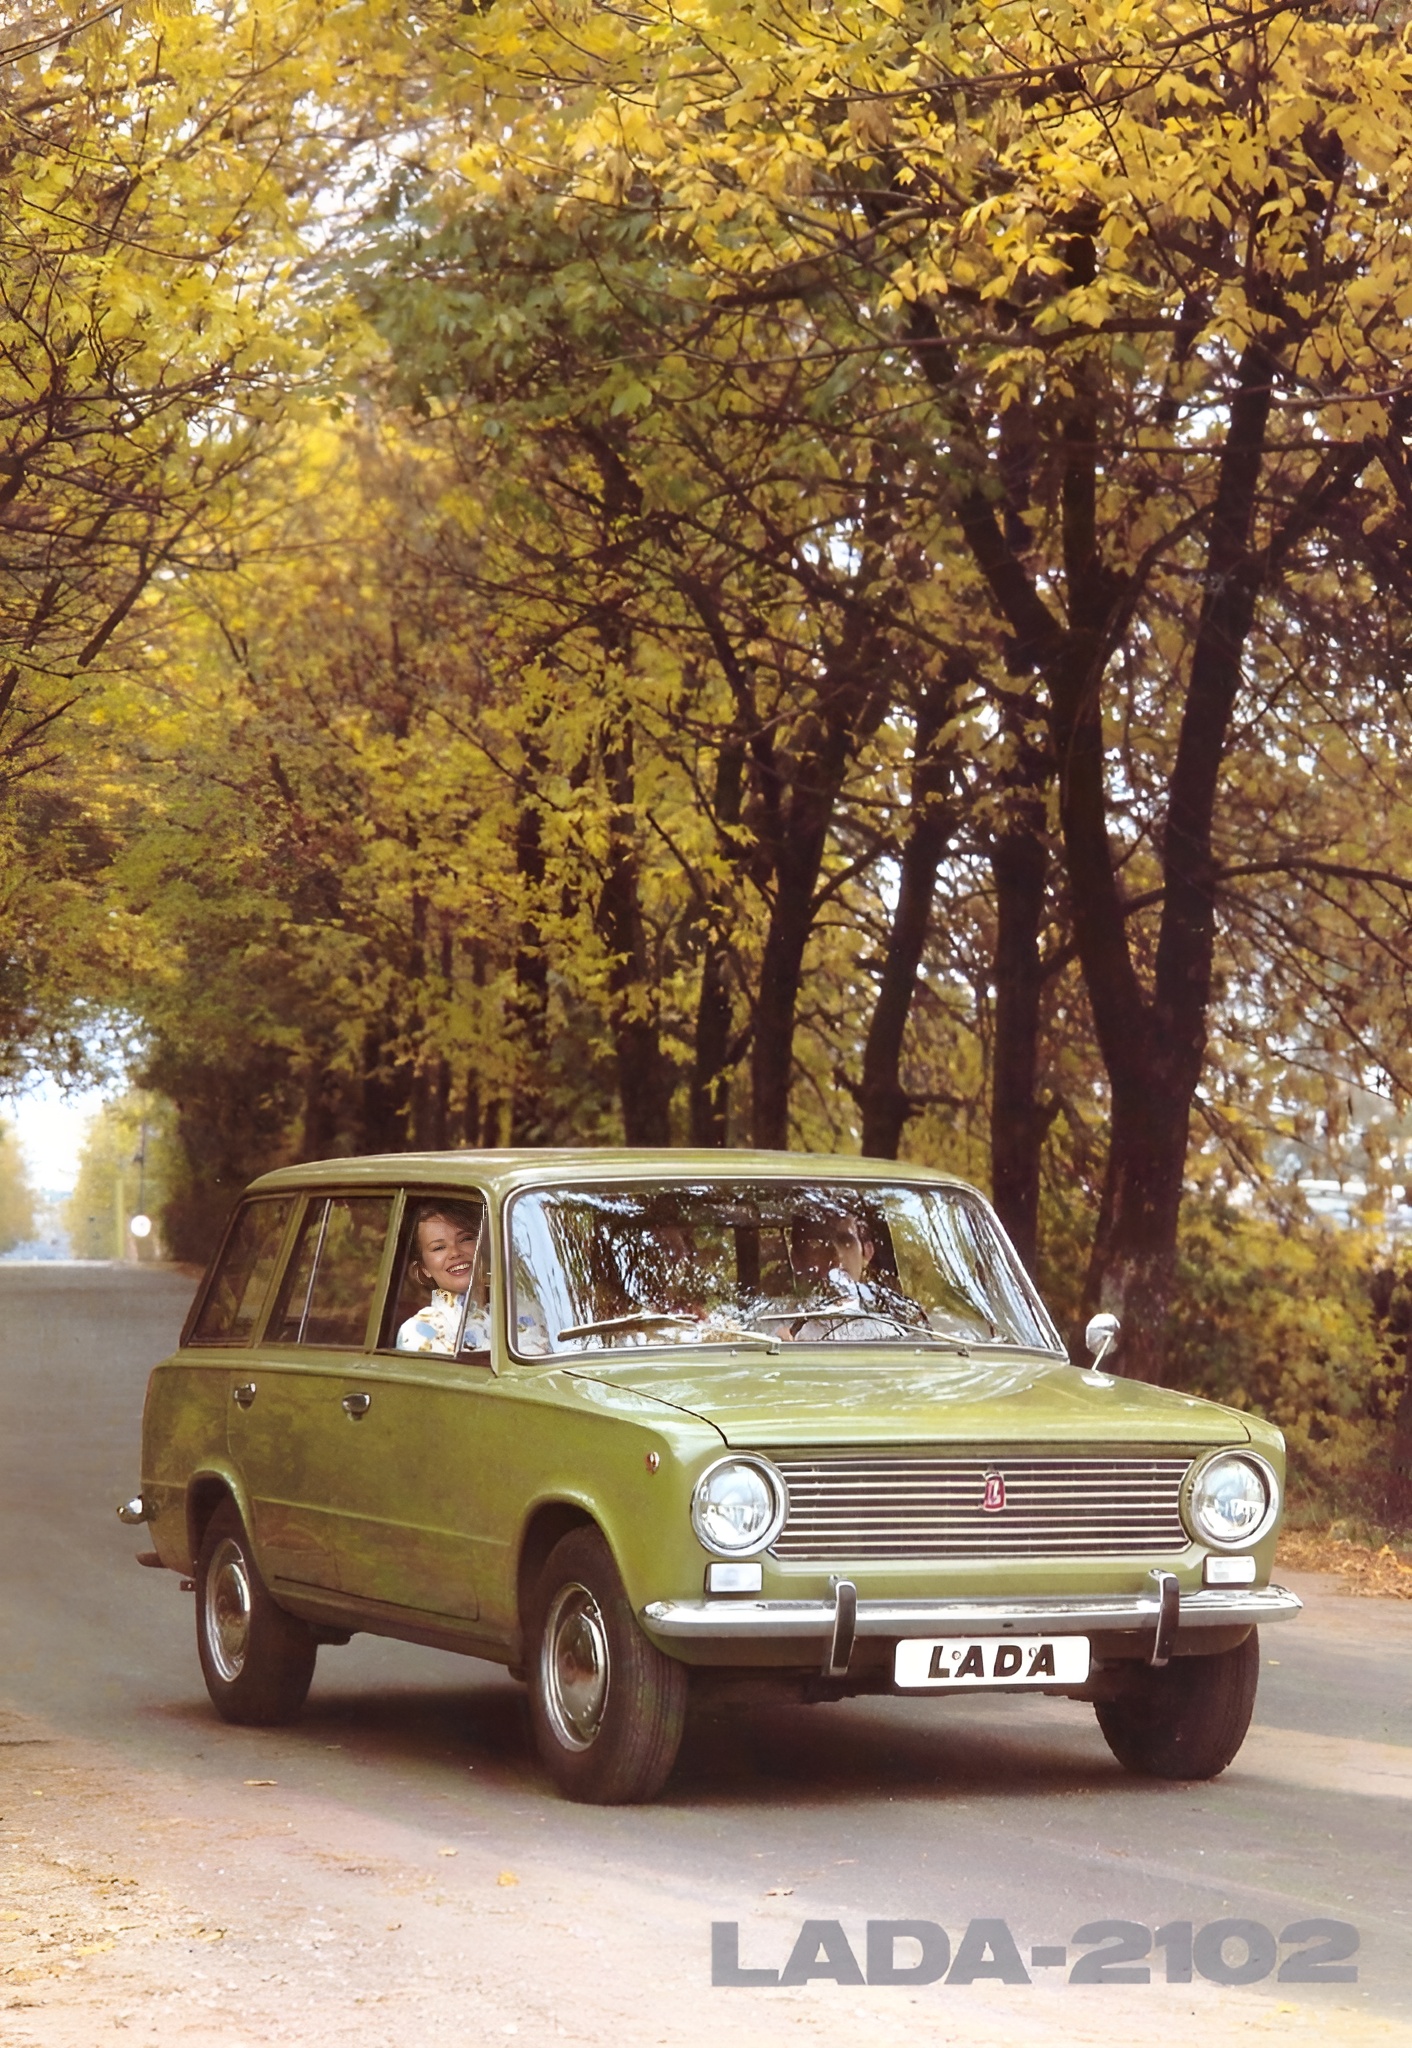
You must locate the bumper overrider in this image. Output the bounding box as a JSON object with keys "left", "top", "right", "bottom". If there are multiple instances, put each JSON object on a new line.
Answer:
{"left": 642, "top": 1579, "right": 1302, "bottom": 1676}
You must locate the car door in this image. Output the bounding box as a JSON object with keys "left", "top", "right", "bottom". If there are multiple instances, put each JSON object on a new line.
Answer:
{"left": 322, "top": 1189, "right": 491, "bottom": 1624}
{"left": 179, "top": 1195, "right": 298, "bottom": 1545}
{"left": 226, "top": 1190, "right": 395, "bottom": 1597}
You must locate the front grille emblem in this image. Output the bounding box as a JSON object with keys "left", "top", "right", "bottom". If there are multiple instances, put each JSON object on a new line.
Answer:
{"left": 982, "top": 1470, "right": 1006, "bottom": 1513}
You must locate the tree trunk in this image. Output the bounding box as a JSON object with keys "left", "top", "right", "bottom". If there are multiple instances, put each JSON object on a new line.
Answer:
{"left": 1069, "top": 346, "right": 1275, "bottom": 1379}
{"left": 509, "top": 762, "right": 552, "bottom": 1146}
{"left": 913, "top": 291, "right": 1282, "bottom": 1380}
{"left": 598, "top": 722, "right": 674, "bottom": 1145}
{"left": 364, "top": 883, "right": 425, "bottom": 1152}
{"left": 751, "top": 837, "right": 823, "bottom": 1151}
{"left": 1389, "top": 1369, "right": 1412, "bottom": 1528}
{"left": 410, "top": 1059, "right": 451, "bottom": 1150}
{"left": 457, "top": 943, "right": 491, "bottom": 1147}
{"left": 688, "top": 732, "right": 746, "bottom": 1147}
{"left": 359, "top": 1018, "right": 413, "bottom": 1152}
{"left": 749, "top": 640, "right": 893, "bottom": 1149}
{"left": 407, "top": 894, "right": 451, "bottom": 1150}
{"left": 298, "top": 1055, "right": 341, "bottom": 1162}
{"left": 689, "top": 938, "right": 734, "bottom": 1146}
{"left": 1379, "top": 1273, "right": 1412, "bottom": 1525}
{"left": 858, "top": 674, "right": 960, "bottom": 1157}
{"left": 988, "top": 812, "right": 1048, "bottom": 1270}
{"left": 1078, "top": 1077, "right": 1188, "bottom": 1376}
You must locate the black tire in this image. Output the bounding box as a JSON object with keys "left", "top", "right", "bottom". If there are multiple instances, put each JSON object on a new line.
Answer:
{"left": 1094, "top": 1629, "right": 1259, "bottom": 1780}
{"left": 194, "top": 1498, "right": 317, "bottom": 1726}
{"left": 528, "top": 1526, "right": 688, "bottom": 1804}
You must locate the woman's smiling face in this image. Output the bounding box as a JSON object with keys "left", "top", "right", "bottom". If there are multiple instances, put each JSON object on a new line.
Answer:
{"left": 415, "top": 1212, "right": 479, "bottom": 1295}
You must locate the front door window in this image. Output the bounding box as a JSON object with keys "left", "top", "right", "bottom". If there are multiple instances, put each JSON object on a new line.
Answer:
{"left": 381, "top": 1195, "right": 490, "bottom": 1356}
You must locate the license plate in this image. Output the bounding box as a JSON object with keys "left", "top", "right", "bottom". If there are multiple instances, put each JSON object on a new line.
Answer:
{"left": 894, "top": 1635, "right": 1090, "bottom": 1688}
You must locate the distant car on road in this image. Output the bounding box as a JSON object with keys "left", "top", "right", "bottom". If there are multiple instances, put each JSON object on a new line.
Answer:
{"left": 123, "top": 1150, "right": 1299, "bottom": 1802}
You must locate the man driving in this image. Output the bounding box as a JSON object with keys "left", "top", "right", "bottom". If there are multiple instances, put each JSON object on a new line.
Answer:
{"left": 789, "top": 1212, "right": 876, "bottom": 1291}
{"left": 785, "top": 1206, "right": 925, "bottom": 1338}
{"left": 770, "top": 1204, "right": 914, "bottom": 1335}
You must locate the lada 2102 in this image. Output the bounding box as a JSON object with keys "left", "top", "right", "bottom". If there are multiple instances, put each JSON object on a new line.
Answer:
{"left": 122, "top": 1150, "right": 1299, "bottom": 1802}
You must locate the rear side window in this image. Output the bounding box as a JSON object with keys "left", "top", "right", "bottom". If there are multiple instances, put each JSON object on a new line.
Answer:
{"left": 188, "top": 1199, "right": 293, "bottom": 1346}
{"left": 269, "top": 1195, "right": 394, "bottom": 1348}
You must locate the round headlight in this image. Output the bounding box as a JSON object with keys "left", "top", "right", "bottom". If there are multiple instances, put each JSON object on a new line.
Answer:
{"left": 1188, "top": 1453, "right": 1278, "bottom": 1549}
{"left": 691, "top": 1457, "right": 786, "bottom": 1555}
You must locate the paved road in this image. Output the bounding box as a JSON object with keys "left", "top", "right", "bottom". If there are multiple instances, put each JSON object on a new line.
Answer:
{"left": 1, "top": 1262, "right": 1409, "bottom": 2045}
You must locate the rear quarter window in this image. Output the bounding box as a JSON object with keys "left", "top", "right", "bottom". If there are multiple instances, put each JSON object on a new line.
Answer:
{"left": 269, "top": 1195, "right": 395, "bottom": 1348}
{"left": 187, "top": 1199, "right": 294, "bottom": 1346}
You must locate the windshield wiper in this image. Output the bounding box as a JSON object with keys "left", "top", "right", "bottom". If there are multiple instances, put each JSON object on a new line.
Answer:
{"left": 557, "top": 1311, "right": 701, "bottom": 1342}
{"left": 556, "top": 1306, "right": 982, "bottom": 1353}
{"left": 558, "top": 1311, "right": 787, "bottom": 1350}
{"left": 747, "top": 1307, "right": 975, "bottom": 1350}
{"left": 693, "top": 1325, "right": 782, "bottom": 1349}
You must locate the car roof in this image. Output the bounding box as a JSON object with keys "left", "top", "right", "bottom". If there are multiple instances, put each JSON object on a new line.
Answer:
{"left": 246, "top": 1148, "right": 978, "bottom": 1199}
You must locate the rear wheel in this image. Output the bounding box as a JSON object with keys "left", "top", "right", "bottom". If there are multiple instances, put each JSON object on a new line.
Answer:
{"left": 1094, "top": 1629, "right": 1259, "bottom": 1780}
{"left": 528, "top": 1526, "right": 688, "bottom": 1803}
{"left": 195, "top": 1498, "right": 317, "bottom": 1726}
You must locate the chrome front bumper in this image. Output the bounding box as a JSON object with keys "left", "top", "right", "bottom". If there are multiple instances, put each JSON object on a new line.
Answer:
{"left": 642, "top": 1582, "right": 1302, "bottom": 1643}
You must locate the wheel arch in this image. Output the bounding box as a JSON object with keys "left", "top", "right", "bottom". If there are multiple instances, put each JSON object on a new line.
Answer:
{"left": 186, "top": 1470, "right": 245, "bottom": 1569}
{"left": 514, "top": 1500, "right": 599, "bottom": 1664}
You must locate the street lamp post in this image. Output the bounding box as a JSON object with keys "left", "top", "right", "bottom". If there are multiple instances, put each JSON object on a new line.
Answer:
{"left": 126, "top": 1117, "right": 151, "bottom": 1260}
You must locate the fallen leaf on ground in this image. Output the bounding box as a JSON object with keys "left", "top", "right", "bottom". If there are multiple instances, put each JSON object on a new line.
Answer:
{"left": 496, "top": 1872, "right": 518, "bottom": 1888}
{"left": 1277, "top": 1530, "right": 1412, "bottom": 1599}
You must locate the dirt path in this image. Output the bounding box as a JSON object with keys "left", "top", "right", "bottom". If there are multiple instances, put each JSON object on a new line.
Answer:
{"left": 1, "top": 1693, "right": 1406, "bottom": 2048}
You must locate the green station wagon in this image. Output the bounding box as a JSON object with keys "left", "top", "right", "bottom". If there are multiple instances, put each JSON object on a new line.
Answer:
{"left": 123, "top": 1150, "right": 1299, "bottom": 1802}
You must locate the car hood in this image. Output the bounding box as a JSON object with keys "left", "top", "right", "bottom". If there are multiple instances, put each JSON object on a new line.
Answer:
{"left": 563, "top": 1350, "right": 1253, "bottom": 1451}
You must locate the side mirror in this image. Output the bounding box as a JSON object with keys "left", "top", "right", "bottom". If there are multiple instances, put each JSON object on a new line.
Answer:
{"left": 1084, "top": 1311, "right": 1120, "bottom": 1369}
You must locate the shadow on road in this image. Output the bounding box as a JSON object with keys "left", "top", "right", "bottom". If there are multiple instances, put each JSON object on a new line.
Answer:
{"left": 136, "top": 1661, "right": 1140, "bottom": 1811}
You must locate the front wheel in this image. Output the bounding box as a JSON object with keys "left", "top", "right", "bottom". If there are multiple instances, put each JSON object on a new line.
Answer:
{"left": 195, "top": 1498, "right": 317, "bottom": 1726}
{"left": 528, "top": 1526, "right": 688, "bottom": 1804}
{"left": 1094, "top": 1629, "right": 1259, "bottom": 1780}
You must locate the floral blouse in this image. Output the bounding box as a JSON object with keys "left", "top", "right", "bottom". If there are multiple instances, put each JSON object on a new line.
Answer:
{"left": 397, "top": 1288, "right": 490, "bottom": 1356}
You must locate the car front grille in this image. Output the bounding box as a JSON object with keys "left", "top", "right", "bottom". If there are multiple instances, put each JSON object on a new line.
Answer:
{"left": 771, "top": 1453, "right": 1192, "bottom": 1561}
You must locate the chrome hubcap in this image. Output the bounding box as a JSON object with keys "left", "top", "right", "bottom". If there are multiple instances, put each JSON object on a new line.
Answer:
{"left": 541, "top": 1581, "right": 610, "bottom": 1751}
{"left": 205, "top": 1537, "right": 252, "bottom": 1682}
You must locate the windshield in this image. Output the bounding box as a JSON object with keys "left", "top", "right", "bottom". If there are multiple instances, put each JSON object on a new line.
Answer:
{"left": 507, "top": 1180, "right": 1061, "bottom": 1358}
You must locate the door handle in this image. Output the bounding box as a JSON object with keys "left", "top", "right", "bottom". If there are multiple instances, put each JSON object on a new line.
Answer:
{"left": 232, "top": 1382, "right": 257, "bottom": 1410}
{"left": 341, "top": 1391, "right": 372, "bottom": 1419}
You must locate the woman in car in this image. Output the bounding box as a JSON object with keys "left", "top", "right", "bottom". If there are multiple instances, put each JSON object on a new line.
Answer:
{"left": 397, "top": 1200, "right": 490, "bottom": 1353}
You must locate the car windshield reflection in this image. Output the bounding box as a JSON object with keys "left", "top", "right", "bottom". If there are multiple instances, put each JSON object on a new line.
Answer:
{"left": 507, "top": 1180, "right": 1061, "bottom": 1358}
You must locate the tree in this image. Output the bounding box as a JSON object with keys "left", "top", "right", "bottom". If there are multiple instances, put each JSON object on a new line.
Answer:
{"left": 391, "top": 0, "right": 1412, "bottom": 1375}
{"left": 66, "top": 1091, "right": 174, "bottom": 1260}
{"left": 0, "top": 0, "right": 389, "bottom": 1085}
{"left": 351, "top": 191, "right": 1014, "bottom": 1156}
{"left": 0, "top": 1117, "right": 35, "bottom": 1252}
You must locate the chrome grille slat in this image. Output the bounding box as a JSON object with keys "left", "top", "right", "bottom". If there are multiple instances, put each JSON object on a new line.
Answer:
{"left": 773, "top": 1454, "right": 1191, "bottom": 1561}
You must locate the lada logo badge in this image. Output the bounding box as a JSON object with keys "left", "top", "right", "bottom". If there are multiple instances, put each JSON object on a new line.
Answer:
{"left": 982, "top": 1470, "right": 1006, "bottom": 1513}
